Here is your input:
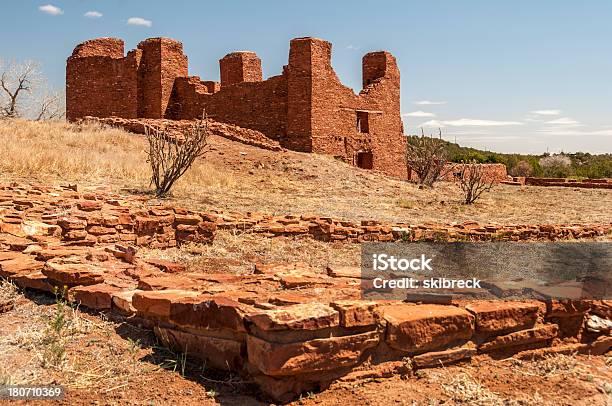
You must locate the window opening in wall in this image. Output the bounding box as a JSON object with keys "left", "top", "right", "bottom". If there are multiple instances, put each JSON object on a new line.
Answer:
{"left": 356, "top": 111, "right": 370, "bottom": 133}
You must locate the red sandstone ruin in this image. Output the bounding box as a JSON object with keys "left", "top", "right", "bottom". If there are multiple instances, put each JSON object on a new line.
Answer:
{"left": 66, "top": 36, "right": 406, "bottom": 177}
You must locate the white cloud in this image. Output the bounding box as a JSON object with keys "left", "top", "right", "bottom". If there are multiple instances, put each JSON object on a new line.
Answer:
{"left": 537, "top": 127, "right": 612, "bottom": 137}
{"left": 414, "top": 100, "right": 447, "bottom": 105}
{"left": 443, "top": 118, "right": 523, "bottom": 127}
{"left": 456, "top": 135, "right": 524, "bottom": 142}
{"left": 346, "top": 45, "right": 360, "bottom": 50}
{"left": 84, "top": 11, "right": 103, "bottom": 18}
{"left": 402, "top": 111, "right": 436, "bottom": 118}
{"left": 418, "top": 120, "right": 446, "bottom": 128}
{"left": 531, "top": 109, "right": 561, "bottom": 116}
{"left": 546, "top": 117, "right": 580, "bottom": 125}
{"left": 418, "top": 118, "right": 523, "bottom": 128}
{"left": 38, "top": 4, "right": 63, "bottom": 15}
{"left": 127, "top": 17, "right": 152, "bottom": 27}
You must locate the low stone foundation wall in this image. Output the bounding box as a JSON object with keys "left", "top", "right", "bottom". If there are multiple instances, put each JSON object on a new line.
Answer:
{"left": 83, "top": 116, "right": 284, "bottom": 151}
{"left": 1, "top": 182, "right": 611, "bottom": 402}
{"left": 0, "top": 183, "right": 216, "bottom": 249}
{"left": 212, "top": 211, "right": 611, "bottom": 242}
{"left": 525, "top": 177, "right": 612, "bottom": 189}
{"left": 502, "top": 177, "right": 612, "bottom": 189}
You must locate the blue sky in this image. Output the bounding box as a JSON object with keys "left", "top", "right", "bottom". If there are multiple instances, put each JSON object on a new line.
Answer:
{"left": 1, "top": 1, "right": 611, "bottom": 154}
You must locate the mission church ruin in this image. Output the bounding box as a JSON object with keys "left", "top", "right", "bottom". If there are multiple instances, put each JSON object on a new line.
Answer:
{"left": 66, "top": 36, "right": 407, "bottom": 177}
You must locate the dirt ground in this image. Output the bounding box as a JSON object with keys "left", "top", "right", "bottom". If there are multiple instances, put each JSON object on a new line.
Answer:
{"left": 1, "top": 281, "right": 610, "bottom": 406}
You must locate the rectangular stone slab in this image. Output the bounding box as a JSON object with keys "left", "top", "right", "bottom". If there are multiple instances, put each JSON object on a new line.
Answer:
{"left": 132, "top": 290, "right": 200, "bottom": 319}
{"left": 42, "top": 261, "right": 105, "bottom": 286}
{"left": 11, "top": 271, "right": 55, "bottom": 293}
{"left": 155, "top": 327, "right": 244, "bottom": 370}
{"left": 111, "top": 289, "right": 141, "bottom": 314}
{"left": 71, "top": 283, "right": 123, "bottom": 309}
{"left": 330, "top": 300, "right": 379, "bottom": 327}
{"left": 382, "top": 304, "right": 474, "bottom": 353}
{"left": 247, "top": 330, "right": 380, "bottom": 376}
{"left": 247, "top": 303, "right": 339, "bottom": 332}
{"left": 169, "top": 296, "right": 251, "bottom": 333}
{"left": 412, "top": 346, "right": 476, "bottom": 369}
{"left": 464, "top": 301, "right": 542, "bottom": 335}
{"left": 479, "top": 324, "right": 558, "bottom": 352}
{"left": 0, "top": 255, "right": 44, "bottom": 278}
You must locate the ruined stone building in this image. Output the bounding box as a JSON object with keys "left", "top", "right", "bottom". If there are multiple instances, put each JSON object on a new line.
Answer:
{"left": 66, "top": 36, "right": 407, "bottom": 178}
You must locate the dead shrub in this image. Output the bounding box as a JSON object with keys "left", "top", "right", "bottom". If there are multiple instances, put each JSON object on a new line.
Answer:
{"left": 405, "top": 129, "right": 449, "bottom": 187}
{"left": 0, "top": 59, "right": 64, "bottom": 120}
{"left": 146, "top": 113, "right": 209, "bottom": 197}
{"left": 458, "top": 160, "right": 495, "bottom": 204}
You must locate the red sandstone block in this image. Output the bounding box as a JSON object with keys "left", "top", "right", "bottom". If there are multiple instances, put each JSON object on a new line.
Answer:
{"left": 71, "top": 283, "right": 123, "bottom": 310}
{"left": 77, "top": 200, "right": 103, "bottom": 212}
{"left": 137, "top": 275, "right": 197, "bottom": 291}
{"left": 87, "top": 226, "right": 117, "bottom": 236}
{"left": 36, "top": 247, "right": 89, "bottom": 261}
{"left": 169, "top": 296, "right": 251, "bottom": 333}
{"left": 42, "top": 260, "right": 106, "bottom": 287}
{"left": 0, "top": 255, "right": 44, "bottom": 278}
{"left": 590, "top": 300, "right": 612, "bottom": 319}
{"left": 143, "top": 258, "right": 185, "bottom": 274}
{"left": 248, "top": 303, "right": 340, "bottom": 332}
{"left": 174, "top": 214, "right": 202, "bottom": 225}
{"left": 545, "top": 299, "right": 591, "bottom": 317}
{"left": 11, "top": 271, "right": 55, "bottom": 293}
{"left": 111, "top": 289, "right": 140, "bottom": 314}
{"left": 135, "top": 217, "right": 159, "bottom": 233}
{"left": 330, "top": 300, "right": 379, "bottom": 327}
{"left": 58, "top": 217, "right": 87, "bottom": 230}
{"left": 463, "top": 301, "right": 542, "bottom": 335}
{"left": 64, "top": 230, "right": 88, "bottom": 240}
{"left": 412, "top": 345, "right": 476, "bottom": 369}
{"left": 381, "top": 304, "right": 474, "bottom": 353}
{"left": 132, "top": 290, "right": 200, "bottom": 319}
{"left": 246, "top": 330, "right": 380, "bottom": 377}
{"left": 478, "top": 324, "right": 558, "bottom": 352}
{"left": 156, "top": 326, "right": 244, "bottom": 370}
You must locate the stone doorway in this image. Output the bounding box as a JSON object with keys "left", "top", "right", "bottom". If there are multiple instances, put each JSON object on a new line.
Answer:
{"left": 356, "top": 151, "right": 373, "bottom": 169}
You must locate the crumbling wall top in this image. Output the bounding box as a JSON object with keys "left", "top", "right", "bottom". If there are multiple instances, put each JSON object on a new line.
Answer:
{"left": 70, "top": 37, "right": 125, "bottom": 59}
{"left": 288, "top": 37, "right": 333, "bottom": 72}
{"left": 137, "top": 37, "right": 185, "bottom": 50}
{"left": 362, "top": 51, "right": 399, "bottom": 87}
{"left": 223, "top": 51, "right": 258, "bottom": 59}
{"left": 220, "top": 51, "right": 263, "bottom": 86}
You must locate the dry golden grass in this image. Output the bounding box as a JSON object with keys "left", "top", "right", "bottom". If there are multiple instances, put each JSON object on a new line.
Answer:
{"left": 1, "top": 119, "right": 610, "bottom": 225}
{"left": 0, "top": 119, "right": 235, "bottom": 192}
{"left": 141, "top": 229, "right": 360, "bottom": 274}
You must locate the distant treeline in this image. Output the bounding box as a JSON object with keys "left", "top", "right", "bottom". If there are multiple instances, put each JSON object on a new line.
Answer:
{"left": 405, "top": 136, "right": 612, "bottom": 179}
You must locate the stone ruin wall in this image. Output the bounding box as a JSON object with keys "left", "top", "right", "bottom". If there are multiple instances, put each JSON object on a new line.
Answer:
{"left": 524, "top": 177, "right": 612, "bottom": 189}
{"left": 408, "top": 163, "right": 509, "bottom": 183}
{"left": 289, "top": 38, "right": 406, "bottom": 178}
{"left": 66, "top": 38, "right": 141, "bottom": 121}
{"left": 500, "top": 177, "right": 612, "bottom": 189}
{"left": 66, "top": 37, "right": 188, "bottom": 122}
{"left": 66, "top": 36, "right": 407, "bottom": 178}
